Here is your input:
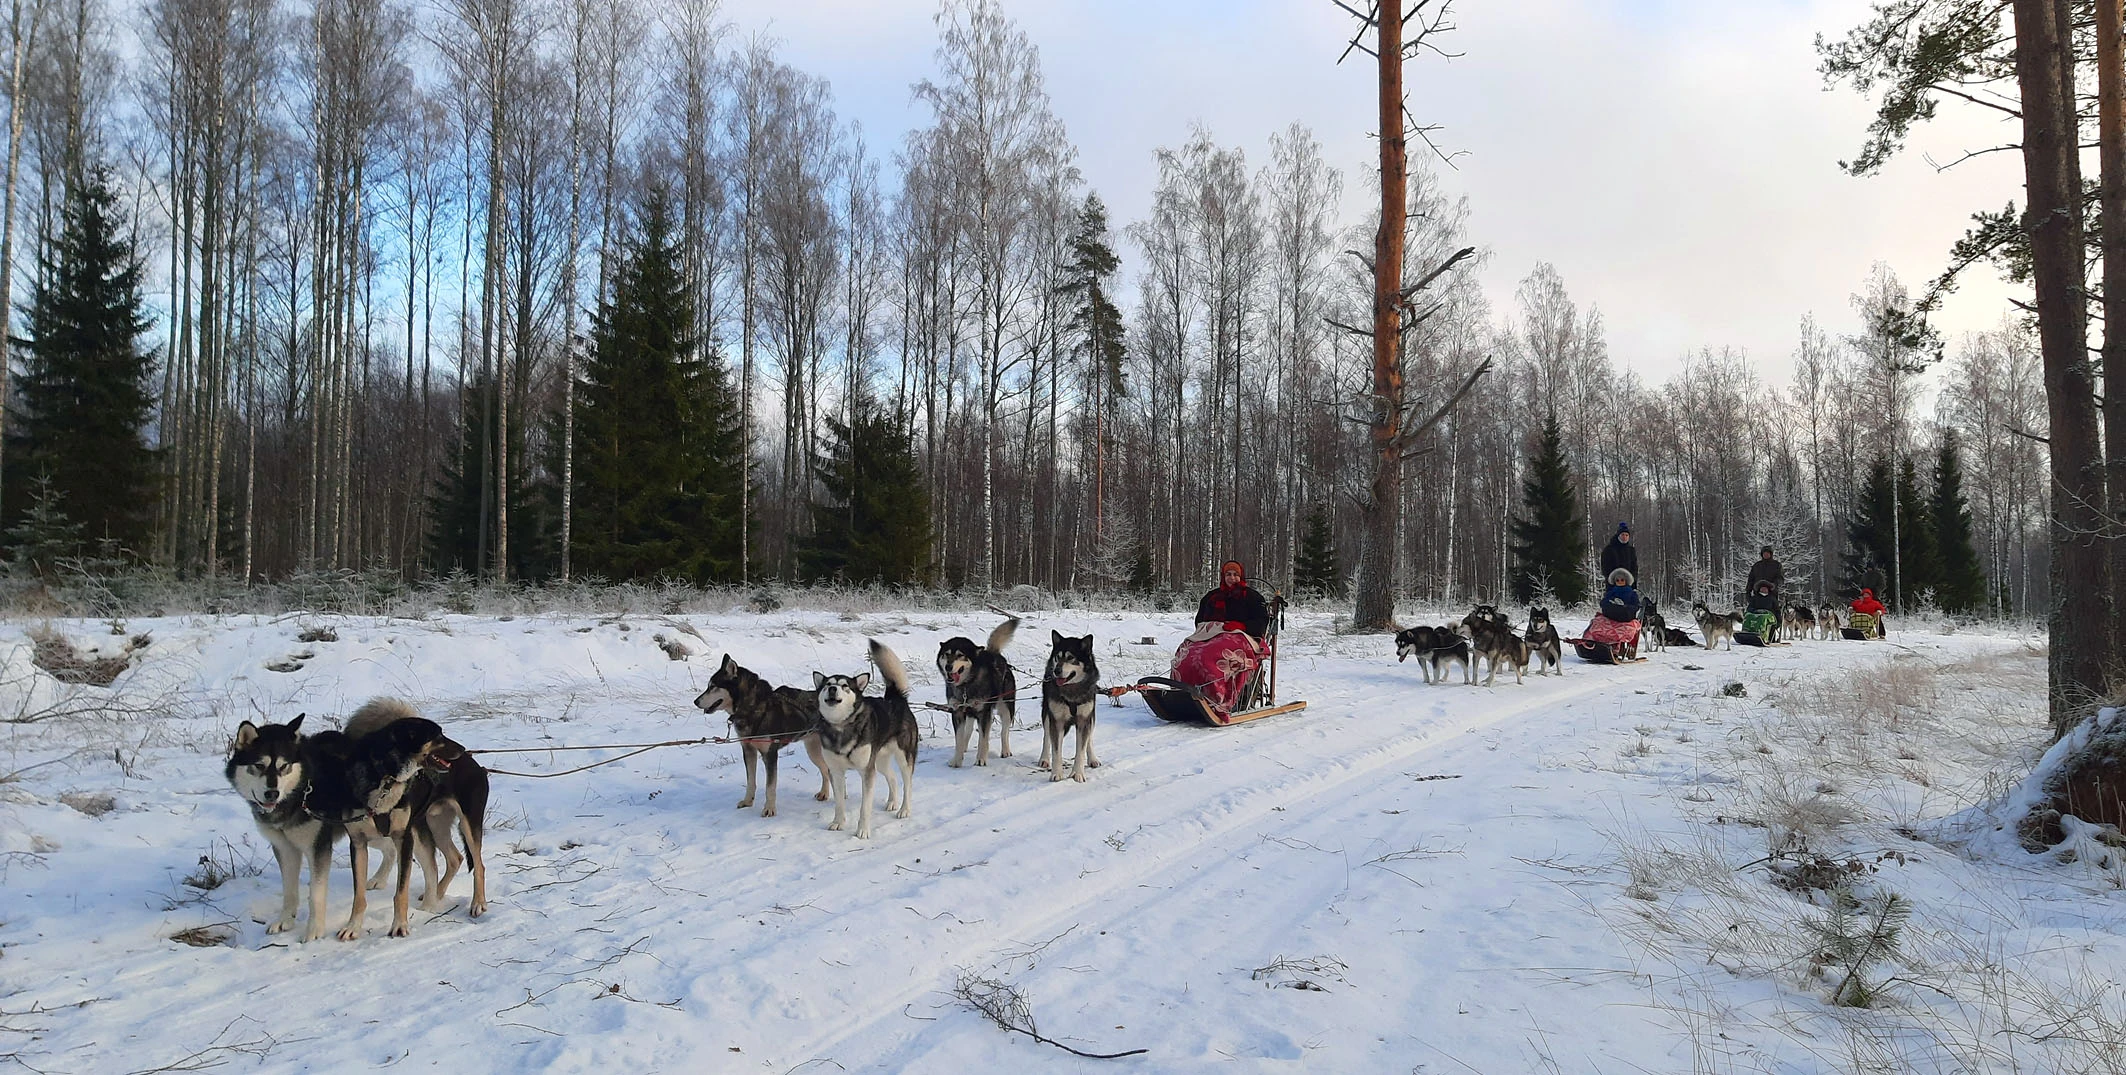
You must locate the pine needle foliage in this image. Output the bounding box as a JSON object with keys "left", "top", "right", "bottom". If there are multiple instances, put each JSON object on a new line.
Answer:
{"left": 1509, "top": 415, "right": 1587, "bottom": 606}
{"left": 1805, "top": 888, "right": 1911, "bottom": 1008}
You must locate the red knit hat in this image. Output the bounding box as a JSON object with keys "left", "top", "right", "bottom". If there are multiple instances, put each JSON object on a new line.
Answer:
{"left": 1221, "top": 560, "right": 1245, "bottom": 579}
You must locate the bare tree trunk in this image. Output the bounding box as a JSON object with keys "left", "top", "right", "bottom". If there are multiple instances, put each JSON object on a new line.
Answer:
{"left": 1351, "top": 5, "right": 1407, "bottom": 632}
{"left": 2015, "top": 0, "right": 2113, "bottom": 735}
{"left": 2101, "top": 0, "right": 2126, "bottom": 672}
{"left": 0, "top": 0, "right": 46, "bottom": 524}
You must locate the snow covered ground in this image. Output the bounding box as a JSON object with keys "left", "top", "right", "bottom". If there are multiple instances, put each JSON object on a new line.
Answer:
{"left": 0, "top": 604, "right": 2095, "bottom": 1073}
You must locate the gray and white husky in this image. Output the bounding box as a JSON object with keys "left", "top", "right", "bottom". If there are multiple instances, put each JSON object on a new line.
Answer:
{"left": 812, "top": 640, "right": 920, "bottom": 839}
{"left": 1467, "top": 617, "right": 1530, "bottom": 685}
{"left": 1693, "top": 602, "right": 1742, "bottom": 650}
{"left": 937, "top": 617, "right": 1019, "bottom": 768}
{"left": 1039, "top": 631, "right": 1101, "bottom": 783}
{"left": 695, "top": 655, "right": 828, "bottom": 816}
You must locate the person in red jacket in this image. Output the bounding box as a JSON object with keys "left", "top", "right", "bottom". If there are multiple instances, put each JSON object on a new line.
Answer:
{"left": 1195, "top": 560, "right": 1271, "bottom": 638}
{"left": 1850, "top": 587, "right": 1889, "bottom": 638}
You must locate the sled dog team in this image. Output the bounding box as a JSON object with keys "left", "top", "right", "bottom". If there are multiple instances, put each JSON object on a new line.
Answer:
{"left": 1393, "top": 596, "right": 1857, "bottom": 683}
{"left": 223, "top": 619, "right": 1099, "bottom": 941}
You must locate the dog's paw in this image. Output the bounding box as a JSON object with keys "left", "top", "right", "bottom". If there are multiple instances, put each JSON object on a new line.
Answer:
{"left": 854, "top": 826, "right": 872, "bottom": 840}
{"left": 735, "top": 797, "right": 754, "bottom": 809}
{"left": 389, "top": 921, "right": 411, "bottom": 938}
{"left": 301, "top": 924, "right": 328, "bottom": 943}
{"left": 418, "top": 896, "right": 450, "bottom": 913}
{"left": 761, "top": 806, "right": 776, "bottom": 818}
{"left": 974, "top": 756, "right": 986, "bottom": 766}
{"left": 335, "top": 925, "right": 362, "bottom": 942}
{"left": 999, "top": 748, "right": 1012, "bottom": 758}
{"left": 267, "top": 917, "right": 294, "bottom": 935}
{"left": 814, "top": 790, "right": 829, "bottom": 802}
{"left": 469, "top": 898, "right": 487, "bottom": 918}
{"left": 948, "top": 757, "right": 963, "bottom": 769}
{"left": 828, "top": 818, "right": 845, "bottom": 831}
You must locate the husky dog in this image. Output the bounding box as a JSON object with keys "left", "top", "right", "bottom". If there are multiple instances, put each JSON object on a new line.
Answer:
{"left": 226, "top": 715, "right": 353, "bottom": 943}
{"left": 1395, "top": 625, "right": 1454, "bottom": 683}
{"left": 1525, "top": 608, "right": 1564, "bottom": 675}
{"left": 1430, "top": 634, "right": 1474, "bottom": 685}
{"left": 812, "top": 640, "right": 919, "bottom": 839}
{"left": 1662, "top": 625, "right": 1700, "bottom": 648}
{"left": 1784, "top": 604, "right": 1818, "bottom": 641}
{"left": 1462, "top": 604, "right": 1511, "bottom": 634}
{"left": 1640, "top": 598, "right": 1668, "bottom": 653}
{"left": 695, "top": 655, "right": 828, "bottom": 816}
{"left": 1467, "top": 618, "right": 1530, "bottom": 685}
{"left": 1693, "top": 602, "right": 1742, "bottom": 650}
{"left": 343, "top": 698, "right": 489, "bottom": 928}
{"left": 1039, "top": 631, "right": 1101, "bottom": 783}
{"left": 937, "top": 617, "right": 1019, "bottom": 768}
{"left": 1816, "top": 605, "right": 1845, "bottom": 640}
{"left": 299, "top": 711, "right": 465, "bottom": 939}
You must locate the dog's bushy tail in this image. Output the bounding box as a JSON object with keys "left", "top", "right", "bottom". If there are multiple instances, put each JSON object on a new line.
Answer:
{"left": 344, "top": 696, "right": 422, "bottom": 739}
{"left": 869, "top": 639, "right": 912, "bottom": 699}
{"left": 986, "top": 616, "right": 1019, "bottom": 654}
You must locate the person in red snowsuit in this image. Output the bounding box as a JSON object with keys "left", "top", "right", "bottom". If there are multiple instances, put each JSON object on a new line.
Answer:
{"left": 1850, "top": 587, "right": 1889, "bottom": 638}
{"left": 1175, "top": 560, "right": 1269, "bottom": 717}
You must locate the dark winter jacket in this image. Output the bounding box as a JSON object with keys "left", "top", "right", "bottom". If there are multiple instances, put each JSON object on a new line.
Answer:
{"left": 1599, "top": 537, "right": 1638, "bottom": 581}
{"left": 1197, "top": 584, "right": 1271, "bottom": 638}
{"left": 1600, "top": 583, "right": 1641, "bottom": 624}
{"left": 1746, "top": 556, "right": 1783, "bottom": 595}
{"left": 1746, "top": 583, "right": 1780, "bottom": 614}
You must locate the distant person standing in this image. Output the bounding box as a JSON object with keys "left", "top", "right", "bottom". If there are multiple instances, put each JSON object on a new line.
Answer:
{"left": 1746, "top": 546, "right": 1783, "bottom": 596}
{"left": 1600, "top": 522, "right": 1638, "bottom": 585}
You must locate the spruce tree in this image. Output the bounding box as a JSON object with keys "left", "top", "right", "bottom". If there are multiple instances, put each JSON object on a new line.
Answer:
{"left": 7, "top": 164, "right": 158, "bottom": 557}
{"left": 570, "top": 191, "right": 748, "bottom": 583}
{"left": 800, "top": 394, "right": 932, "bottom": 585}
{"left": 1930, "top": 434, "right": 1987, "bottom": 614}
{"left": 1508, "top": 415, "right": 1588, "bottom": 606}
{"left": 1059, "top": 194, "right": 1126, "bottom": 403}
{"left": 1843, "top": 454, "right": 1897, "bottom": 598}
{"left": 1294, "top": 504, "right": 1343, "bottom": 598}
{"left": 1895, "top": 454, "right": 1941, "bottom": 609}
{"left": 4, "top": 476, "right": 83, "bottom": 580}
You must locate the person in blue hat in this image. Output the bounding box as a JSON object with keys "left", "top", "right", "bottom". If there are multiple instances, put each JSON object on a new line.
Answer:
{"left": 1599, "top": 521, "right": 1638, "bottom": 583}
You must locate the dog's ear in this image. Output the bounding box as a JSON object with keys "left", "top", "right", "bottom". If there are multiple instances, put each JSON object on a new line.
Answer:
{"left": 720, "top": 653, "right": 737, "bottom": 675}
{"left": 234, "top": 721, "right": 260, "bottom": 750}
{"left": 812, "top": 671, "right": 827, "bottom": 690}
{"left": 1080, "top": 634, "right": 1094, "bottom": 649}
{"left": 1052, "top": 629, "right": 1064, "bottom": 646}
{"left": 853, "top": 672, "right": 871, "bottom": 693}
{"left": 288, "top": 714, "right": 305, "bottom": 733}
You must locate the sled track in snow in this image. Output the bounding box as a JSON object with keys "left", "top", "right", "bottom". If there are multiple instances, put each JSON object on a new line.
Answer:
{"left": 736, "top": 666, "right": 1639, "bottom": 1066}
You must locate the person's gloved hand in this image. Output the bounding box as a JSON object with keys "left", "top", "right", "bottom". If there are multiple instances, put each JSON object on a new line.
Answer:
{"left": 1223, "top": 620, "right": 1246, "bottom": 633}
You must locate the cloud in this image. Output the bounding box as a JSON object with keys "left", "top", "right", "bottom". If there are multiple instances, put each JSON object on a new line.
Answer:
{"left": 717, "top": 0, "right": 2024, "bottom": 386}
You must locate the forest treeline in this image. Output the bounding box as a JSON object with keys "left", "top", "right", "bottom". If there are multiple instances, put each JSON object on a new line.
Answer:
{"left": 0, "top": 0, "right": 2055, "bottom": 627}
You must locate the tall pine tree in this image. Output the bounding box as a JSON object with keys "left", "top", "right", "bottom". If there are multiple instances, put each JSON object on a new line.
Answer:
{"left": 1895, "top": 454, "right": 1940, "bottom": 610}
{"left": 6, "top": 164, "right": 158, "bottom": 560}
{"left": 1509, "top": 415, "right": 1588, "bottom": 606}
{"left": 1293, "top": 504, "right": 1343, "bottom": 598}
{"left": 571, "top": 192, "right": 748, "bottom": 583}
{"left": 799, "top": 394, "right": 931, "bottom": 586}
{"left": 1843, "top": 454, "right": 1896, "bottom": 600}
{"left": 1931, "top": 433, "right": 1987, "bottom": 614}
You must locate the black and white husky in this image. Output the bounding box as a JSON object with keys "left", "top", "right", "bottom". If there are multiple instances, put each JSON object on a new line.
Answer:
{"left": 812, "top": 640, "right": 920, "bottom": 839}
{"left": 1525, "top": 607, "right": 1564, "bottom": 676}
{"left": 1467, "top": 617, "right": 1530, "bottom": 686}
{"left": 937, "top": 617, "right": 1019, "bottom": 768}
{"left": 695, "top": 654, "right": 828, "bottom": 816}
{"left": 1039, "top": 631, "right": 1101, "bottom": 783}
{"left": 1693, "top": 602, "right": 1741, "bottom": 650}
{"left": 226, "top": 715, "right": 351, "bottom": 943}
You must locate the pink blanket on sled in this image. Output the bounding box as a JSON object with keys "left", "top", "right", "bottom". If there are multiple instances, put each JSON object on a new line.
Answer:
{"left": 1172, "top": 627, "right": 1264, "bottom": 717}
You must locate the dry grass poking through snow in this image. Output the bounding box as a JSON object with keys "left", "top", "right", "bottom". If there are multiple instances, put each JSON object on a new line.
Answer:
{"left": 1602, "top": 641, "right": 2126, "bottom": 1073}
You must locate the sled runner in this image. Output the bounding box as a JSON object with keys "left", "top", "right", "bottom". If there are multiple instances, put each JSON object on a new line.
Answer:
{"left": 1108, "top": 581, "right": 1308, "bottom": 727}
{"left": 1842, "top": 611, "right": 1882, "bottom": 641}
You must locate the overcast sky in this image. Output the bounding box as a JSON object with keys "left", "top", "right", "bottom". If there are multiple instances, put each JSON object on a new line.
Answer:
{"left": 714, "top": 0, "right": 2024, "bottom": 387}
